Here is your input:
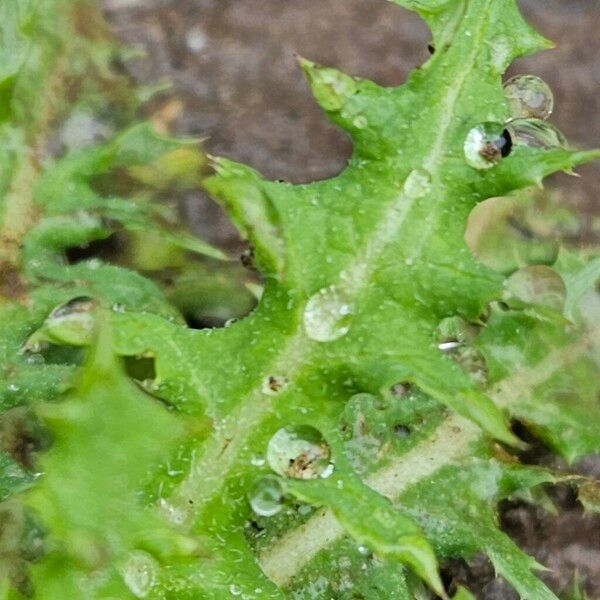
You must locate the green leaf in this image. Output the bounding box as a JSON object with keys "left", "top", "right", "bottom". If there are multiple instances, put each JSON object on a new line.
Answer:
{"left": 1, "top": 0, "right": 599, "bottom": 598}
{"left": 26, "top": 323, "right": 197, "bottom": 598}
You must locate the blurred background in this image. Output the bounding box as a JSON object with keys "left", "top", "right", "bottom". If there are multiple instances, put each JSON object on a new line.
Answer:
{"left": 100, "top": 1, "right": 599, "bottom": 597}
{"left": 102, "top": 0, "right": 599, "bottom": 252}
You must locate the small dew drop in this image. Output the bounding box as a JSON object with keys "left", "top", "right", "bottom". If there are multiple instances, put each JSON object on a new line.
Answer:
{"left": 505, "top": 118, "right": 566, "bottom": 150}
{"left": 250, "top": 454, "right": 266, "bottom": 467}
{"left": 267, "top": 425, "right": 334, "bottom": 480}
{"left": 229, "top": 584, "right": 242, "bottom": 596}
{"left": 504, "top": 75, "right": 554, "bottom": 121}
{"left": 120, "top": 551, "right": 159, "bottom": 598}
{"left": 248, "top": 475, "right": 285, "bottom": 517}
{"left": 157, "top": 497, "right": 190, "bottom": 527}
{"left": 464, "top": 122, "right": 512, "bottom": 170}
{"left": 352, "top": 115, "right": 368, "bottom": 129}
{"left": 403, "top": 168, "right": 432, "bottom": 199}
{"left": 304, "top": 285, "right": 354, "bottom": 342}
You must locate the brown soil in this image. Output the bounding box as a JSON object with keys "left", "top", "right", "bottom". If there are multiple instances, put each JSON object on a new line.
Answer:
{"left": 103, "top": 1, "right": 600, "bottom": 597}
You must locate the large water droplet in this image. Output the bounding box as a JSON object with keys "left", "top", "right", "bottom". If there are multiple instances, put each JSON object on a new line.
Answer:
{"left": 304, "top": 285, "right": 354, "bottom": 342}
{"left": 248, "top": 475, "right": 285, "bottom": 517}
{"left": 267, "top": 425, "right": 333, "bottom": 480}
{"left": 403, "top": 168, "right": 432, "bottom": 199}
{"left": 120, "top": 551, "right": 159, "bottom": 598}
{"left": 464, "top": 122, "right": 512, "bottom": 169}
{"left": 506, "top": 118, "right": 566, "bottom": 150}
{"left": 504, "top": 75, "right": 554, "bottom": 121}
{"left": 503, "top": 265, "right": 566, "bottom": 312}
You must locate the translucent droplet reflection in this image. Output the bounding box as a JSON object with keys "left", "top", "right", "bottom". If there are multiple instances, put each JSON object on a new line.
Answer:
{"left": 503, "top": 265, "right": 566, "bottom": 312}
{"left": 506, "top": 118, "right": 566, "bottom": 150}
{"left": 304, "top": 285, "right": 354, "bottom": 342}
{"left": 120, "top": 550, "right": 159, "bottom": 598}
{"left": 249, "top": 475, "right": 285, "bottom": 517}
{"left": 504, "top": 75, "right": 554, "bottom": 120}
{"left": 267, "top": 425, "right": 333, "bottom": 480}
{"left": 464, "top": 122, "right": 512, "bottom": 170}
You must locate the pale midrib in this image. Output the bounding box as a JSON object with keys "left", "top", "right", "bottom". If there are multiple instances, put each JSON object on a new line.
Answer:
{"left": 171, "top": 331, "right": 310, "bottom": 513}
{"left": 259, "top": 414, "right": 479, "bottom": 587}
{"left": 258, "top": 329, "right": 594, "bottom": 586}
{"left": 494, "top": 324, "right": 599, "bottom": 410}
{"left": 173, "top": 2, "right": 491, "bottom": 515}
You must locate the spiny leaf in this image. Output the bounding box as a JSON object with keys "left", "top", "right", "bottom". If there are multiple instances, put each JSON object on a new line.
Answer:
{"left": 26, "top": 323, "right": 198, "bottom": 598}
{"left": 1, "top": 0, "right": 599, "bottom": 599}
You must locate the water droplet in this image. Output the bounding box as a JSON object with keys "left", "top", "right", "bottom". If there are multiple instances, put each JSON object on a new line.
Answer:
{"left": 352, "top": 115, "right": 368, "bottom": 129}
{"left": 267, "top": 425, "right": 333, "bottom": 480}
{"left": 304, "top": 285, "right": 353, "bottom": 342}
{"left": 250, "top": 454, "right": 266, "bottom": 467}
{"left": 248, "top": 475, "right": 285, "bottom": 517}
{"left": 261, "top": 375, "right": 289, "bottom": 396}
{"left": 504, "top": 75, "right": 554, "bottom": 120}
{"left": 120, "top": 550, "right": 159, "bottom": 598}
{"left": 403, "top": 168, "right": 432, "bottom": 199}
{"left": 157, "top": 497, "right": 190, "bottom": 527}
{"left": 506, "top": 118, "right": 566, "bottom": 150}
{"left": 464, "top": 122, "right": 512, "bottom": 169}
{"left": 229, "top": 584, "right": 243, "bottom": 596}
{"left": 503, "top": 265, "right": 566, "bottom": 312}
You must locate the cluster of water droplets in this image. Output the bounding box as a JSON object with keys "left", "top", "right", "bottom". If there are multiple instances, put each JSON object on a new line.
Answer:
{"left": 464, "top": 74, "right": 565, "bottom": 170}
{"left": 247, "top": 425, "right": 334, "bottom": 517}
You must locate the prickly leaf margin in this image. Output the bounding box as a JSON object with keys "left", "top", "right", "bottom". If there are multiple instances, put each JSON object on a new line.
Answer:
{"left": 1, "top": 1, "right": 599, "bottom": 599}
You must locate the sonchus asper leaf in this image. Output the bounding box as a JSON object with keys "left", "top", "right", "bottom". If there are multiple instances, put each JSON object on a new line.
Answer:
{"left": 1, "top": 0, "right": 599, "bottom": 599}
